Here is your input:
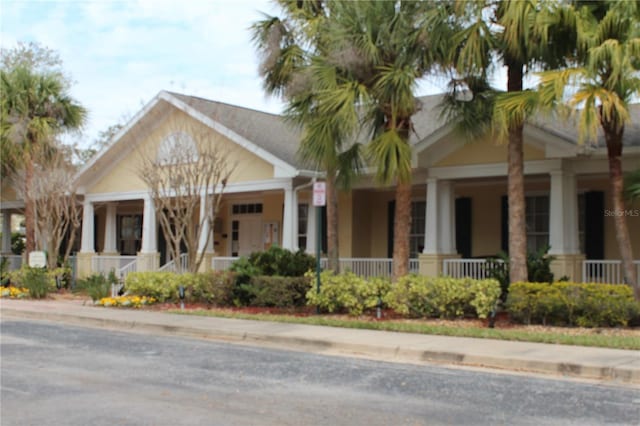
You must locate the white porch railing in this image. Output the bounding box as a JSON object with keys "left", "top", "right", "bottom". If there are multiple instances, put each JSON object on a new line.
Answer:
{"left": 159, "top": 253, "right": 189, "bottom": 273}
{"left": 92, "top": 255, "right": 137, "bottom": 277}
{"left": 1, "top": 255, "right": 23, "bottom": 271}
{"left": 443, "top": 258, "right": 505, "bottom": 280}
{"left": 212, "top": 256, "right": 239, "bottom": 271}
{"left": 212, "top": 256, "right": 415, "bottom": 278}
{"left": 582, "top": 260, "right": 640, "bottom": 284}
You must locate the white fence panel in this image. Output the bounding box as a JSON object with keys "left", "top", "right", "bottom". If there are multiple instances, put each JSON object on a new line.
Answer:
{"left": 212, "top": 257, "right": 239, "bottom": 271}
{"left": 582, "top": 260, "right": 640, "bottom": 284}
{"left": 92, "top": 256, "right": 137, "bottom": 276}
{"left": 443, "top": 258, "right": 504, "bottom": 279}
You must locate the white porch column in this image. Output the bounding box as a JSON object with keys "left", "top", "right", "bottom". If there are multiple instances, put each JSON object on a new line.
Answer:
{"left": 548, "top": 170, "right": 583, "bottom": 281}
{"left": 198, "top": 193, "right": 214, "bottom": 253}
{"left": 305, "top": 204, "right": 317, "bottom": 254}
{"left": 80, "top": 201, "right": 95, "bottom": 253}
{"left": 2, "top": 211, "right": 11, "bottom": 253}
{"left": 103, "top": 203, "right": 118, "bottom": 253}
{"left": 549, "top": 170, "right": 580, "bottom": 255}
{"left": 423, "top": 178, "right": 438, "bottom": 254}
{"left": 141, "top": 195, "right": 157, "bottom": 253}
{"left": 420, "top": 178, "right": 459, "bottom": 277}
{"left": 423, "top": 178, "right": 456, "bottom": 255}
{"left": 281, "top": 185, "right": 295, "bottom": 250}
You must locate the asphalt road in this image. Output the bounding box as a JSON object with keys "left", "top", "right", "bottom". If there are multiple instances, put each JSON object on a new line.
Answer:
{"left": 1, "top": 319, "right": 639, "bottom": 426}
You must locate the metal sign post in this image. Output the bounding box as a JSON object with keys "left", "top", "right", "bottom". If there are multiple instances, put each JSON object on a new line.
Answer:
{"left": 313, "top": 182, "right": 326, "bottom": 314}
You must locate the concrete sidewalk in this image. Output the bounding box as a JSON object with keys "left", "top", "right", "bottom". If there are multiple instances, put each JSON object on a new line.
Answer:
{"left": 1, "top": 298, "right": 639, "bottom": 385}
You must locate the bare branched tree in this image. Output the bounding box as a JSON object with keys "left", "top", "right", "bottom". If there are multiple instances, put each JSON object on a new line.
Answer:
{"left": 14, "top": 144, "right": 81, "bottom": 269}
{"left": 137, "top": 122, "right": 236, "bottom": 273}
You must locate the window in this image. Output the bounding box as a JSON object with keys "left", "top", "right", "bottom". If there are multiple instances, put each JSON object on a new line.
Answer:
{"left": 118, "top": 215, "right": 142, "bottom": 255}
{"left": 410, "top": 201, "right": 426, "bottom": 258}
{"left": 525, "top": 195, "right": 549, "bottom": 253}
{"left": 298, "top": 204, "right": 308, "bottom": 250}
{"left": 157, "top": 132, "right": 198, "bottom": 164}
{"left": 232, "top": 203, "right": 263, "bottom": 215}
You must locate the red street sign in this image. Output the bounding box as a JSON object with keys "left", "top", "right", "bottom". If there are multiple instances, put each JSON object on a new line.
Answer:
{"left": 313, "top": 182, "right": 326, "bottom": 206}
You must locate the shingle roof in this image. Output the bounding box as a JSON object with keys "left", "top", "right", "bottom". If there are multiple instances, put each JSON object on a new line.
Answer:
{"left": 168, "top": 91, "right": 639, "bottom": 170}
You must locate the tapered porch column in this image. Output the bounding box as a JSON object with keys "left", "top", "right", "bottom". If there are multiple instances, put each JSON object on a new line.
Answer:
{"left": 137, "top": 195, "right": 159, "bottom": 271}
{"left": 2, "top": 211, "right": 11, "bottom": 254}
{"left": 549, "top": 170, "right": 584, "bottom": 280}
{"left": 198, "top": 193, "right": 215, "bottom": 272}
{"left": 305, "top": 204, "right": 316, "bottom": 254}
{"left": 77, "top": 200, "right": 95, "bottom": 278}
{"left": 281, "top": 185, "right": 295, "bottom": 251}
{"left": 103, "top": 203, "right": 118, "bottom": 254}
{"left": 420, "top": 178, "right": 459, "bottom": 276}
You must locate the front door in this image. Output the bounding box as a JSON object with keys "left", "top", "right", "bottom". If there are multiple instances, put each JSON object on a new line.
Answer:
{"left": 232, "top": 217, "right": 262, "bottom": 256}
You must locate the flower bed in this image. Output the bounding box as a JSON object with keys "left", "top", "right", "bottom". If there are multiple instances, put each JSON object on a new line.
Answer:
{"left": 95, "top": 295, "right": 156, "bottom": 308}
{"left": 1, "top": 286, "right": 29, "bottom": 299}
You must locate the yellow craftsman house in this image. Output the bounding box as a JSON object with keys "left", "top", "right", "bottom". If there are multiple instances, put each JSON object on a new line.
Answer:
{"left": 1, "top": 90, "right": 639, "bottom": 282}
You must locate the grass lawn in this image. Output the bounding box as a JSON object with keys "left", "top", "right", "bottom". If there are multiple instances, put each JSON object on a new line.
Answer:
{"left": 168, "top": 308, "right": 640, "bottom": 350}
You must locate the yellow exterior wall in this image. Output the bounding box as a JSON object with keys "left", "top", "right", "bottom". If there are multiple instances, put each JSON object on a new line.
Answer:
{"left": 351, "top": 191, "right": 372, "bottom": 257}
{"left": 87, "top": 109, "right": 275, "bottom": 195}
{"left": 1, "top": 183, "right": 19, "bottom": 202}
{"left": 455, "top": 183, "right": 503, "bottom": 257}
{"left": 435, "top": 135, "right": 545, "bottom": 167}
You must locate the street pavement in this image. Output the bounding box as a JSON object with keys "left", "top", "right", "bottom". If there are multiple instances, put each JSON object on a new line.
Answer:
{"left": 1, "top": 298, "right": 639, "bottom": 385}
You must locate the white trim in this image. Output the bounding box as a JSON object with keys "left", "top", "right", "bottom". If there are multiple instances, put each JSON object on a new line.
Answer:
{"left": 84, "top": 178, "right": 295, "bottom": 203}
{"left": 428, "top": 159, "right": 563, "bottom": 180}
{"left": 0, "top": 201, "right": 25, "bottom": 210}
{"left": 160, "top": 92, "right": 298, "bottom": 178}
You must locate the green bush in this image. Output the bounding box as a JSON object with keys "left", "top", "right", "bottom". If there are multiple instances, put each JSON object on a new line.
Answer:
{"left": 230, "top": 246, "right": 315, "bottom": 278}
{"left": 306, "top": 271, "right": 391, "bottom": 316}
{"left": 10, "top": 266, "right": 54, "bottom": 299}
{"left": 506, "top": 282, "right": 640, "bottom": 327}
{"left": 76, "top": 273, "right": 112, "bottom": 301}
{"left": 385, "top": 276, "right": 501, "bottom": 319}
{"left": 241, "top": 275, "right": 311, "bottom": 308}
{"left": 125, "top": 272, "right": 181, "bottom": 302}
{"left": 182, "top": 271, "right": 236, "bottom": 306}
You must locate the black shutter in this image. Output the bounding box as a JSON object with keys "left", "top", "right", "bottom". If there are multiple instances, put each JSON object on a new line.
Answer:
{"left": 387, "top": 201, "right": 395, "bottom": 258}
{"left": 94, "top": 214, "right": 99, "bottom": 253}
{"left": 501, "top": 195, "right": 508, "bottom": 253}
{"left": 321, "top": 206, "right": 327, "bottom": 254}
{"left": 456, "top": 197, "right": 472, "bottom": 258}
{"left": 584, "top": 191, "right": 604, "bottom": 260}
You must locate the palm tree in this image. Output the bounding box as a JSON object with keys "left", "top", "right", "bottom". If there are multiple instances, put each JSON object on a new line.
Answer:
{"left": 441, "top": 0, "right": 576, "bottom": 283}
{"left": 531, "top": 0, "right": 640, "bottom": 299}
{"left": 0, "top": 66, "right": 86, "bottom": 254}
{"left": 306, "top": 0, "right": 447, "bottom": 279}
{"left": 251, "top": 1, "right": 362, "bottom": 272}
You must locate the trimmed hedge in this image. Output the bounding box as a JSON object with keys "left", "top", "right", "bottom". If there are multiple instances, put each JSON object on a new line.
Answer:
{"left": 506, "top": 282, "right": 640, "bottom": 327}
{"left": 242, "top": 276, "right": 310, "bottom": 307}
{"left": 385, "top": 275, "right": 501, "bottom": 319}
{"left": 306, "top": 271, "right": 391, "bottom": 316}
{"left": 124, "top": 271, "right": 236, "bottom": 305}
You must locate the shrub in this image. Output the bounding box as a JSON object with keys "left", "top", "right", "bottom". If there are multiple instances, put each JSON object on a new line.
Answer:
{"left": 180, "top": 271, "right": 236, "bottom": 306}
{"left": 230, "top": 246, "right": 315, "bottom": 278}
{"left": 125, "top": 272, "right": 181, "bottom": 302}
{"left": 76, "top": 273, "right": 112, "bottom": 301}
{"left": 240, "top": 275, "right": 311, "bottom": 308}
{"left": 13, "top": 267, "right": 54, "bottom": 299}
{"left": 506, "top": 282, "right": 640, "bottom": 327}
{"left": 306, "top": 271, "right": 391, "bottom": 316}
{"left": 385, "top": 276, "right": 501, "bottom": 319}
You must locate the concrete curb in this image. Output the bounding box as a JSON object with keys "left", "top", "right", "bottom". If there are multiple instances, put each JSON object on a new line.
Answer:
{"left": 2, "top": 305, "right": 639, "bottom": 385}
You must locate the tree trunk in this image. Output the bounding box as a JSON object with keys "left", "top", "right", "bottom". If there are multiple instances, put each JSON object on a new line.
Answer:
{"left": 507, "top": 62, "right": 528, "bottom": 284}
{"left": 605, "top": 130, "right": 638, "bottom": 300}
{"left": 326, "top": 171, "right": 340, "bottom": 273}
{"left": 24, "top": 157, "right": 36, "bottom": 256}
{"left": 393, "top": 180, "right": 412, "bottom": 280}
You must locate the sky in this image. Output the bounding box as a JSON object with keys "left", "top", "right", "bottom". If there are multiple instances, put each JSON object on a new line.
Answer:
{"left": 1, "top": 0, "right": 449, "bottom": 148}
